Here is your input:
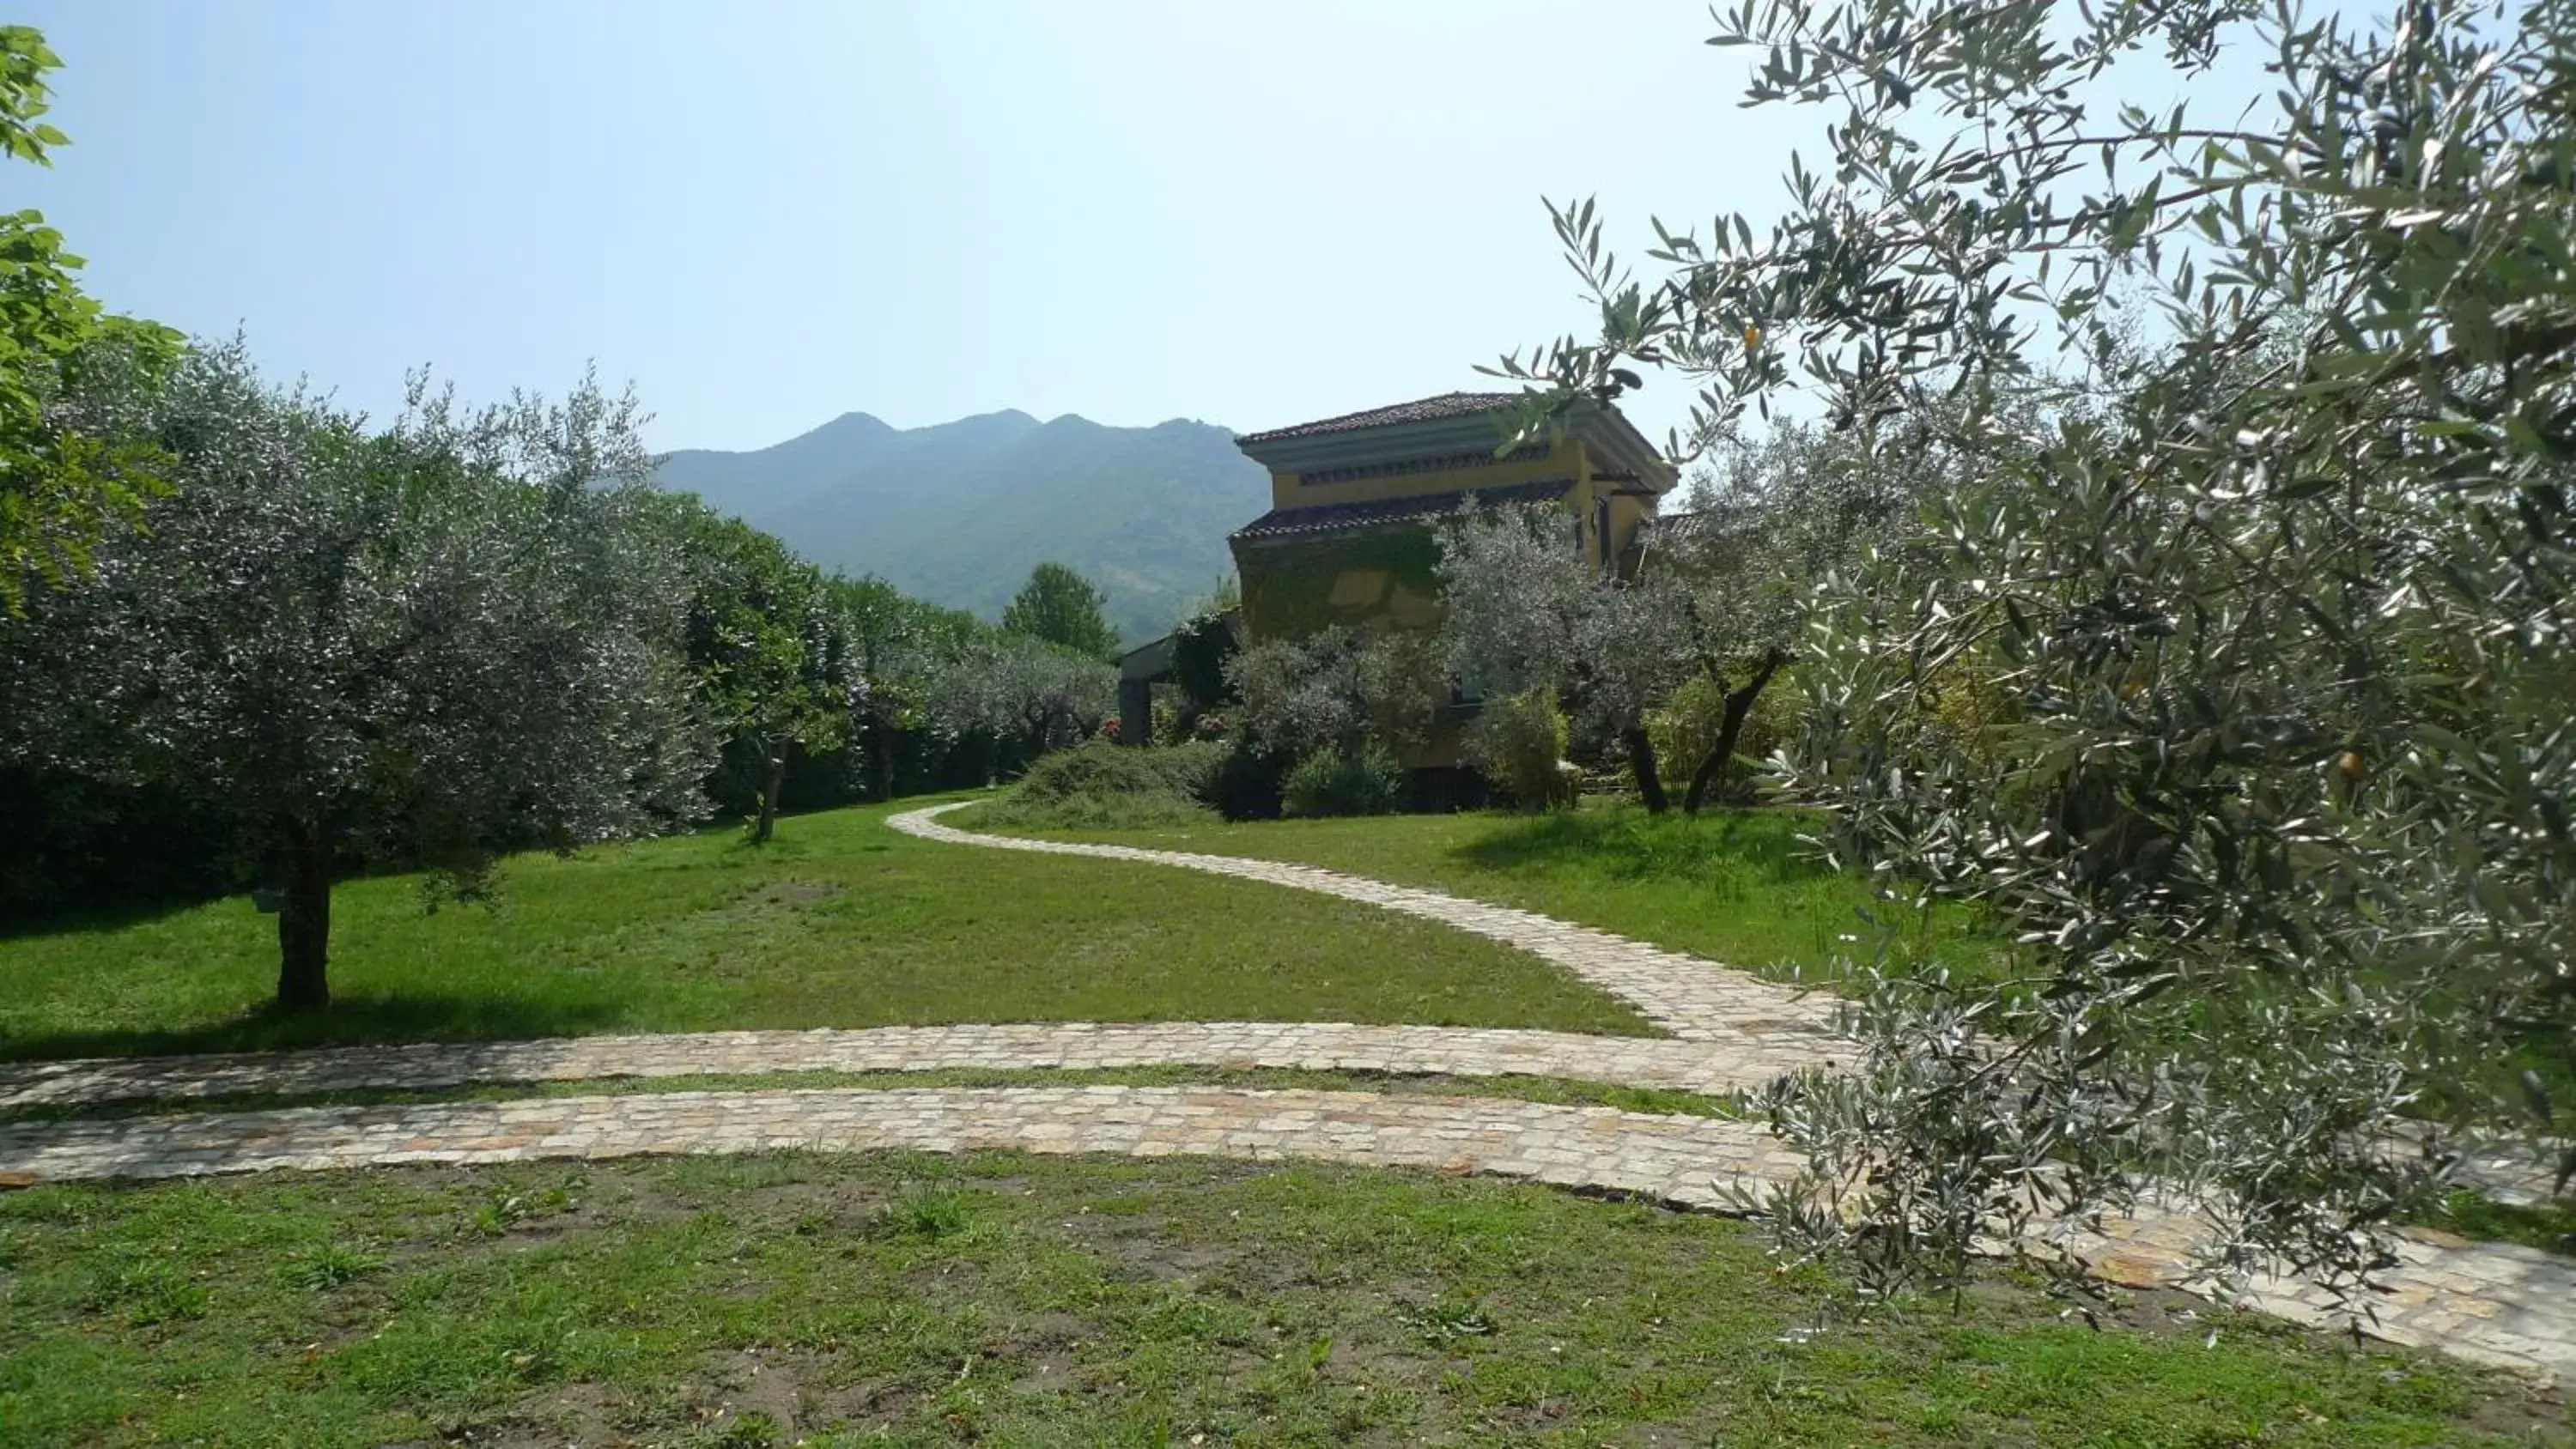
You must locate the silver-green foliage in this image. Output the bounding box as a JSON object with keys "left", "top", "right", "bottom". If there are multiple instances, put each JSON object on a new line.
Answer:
{"left": 927, "top": 633, "right": 1115, "bottom": 757}
{"left": 1499, "top": 0, "right": 2576, "bottom": 1304}
{"left": 1223, "top": 625, "right": 1444, "bottom": 764}
{"left": 1465, "top": 688, "right": 1575, "bottom": 811}
{"left": 0, "top": 342, "right": 714, "bottom": 1003}
{"left": 1434, "top": 505, "right": 1690, "bottom": 749}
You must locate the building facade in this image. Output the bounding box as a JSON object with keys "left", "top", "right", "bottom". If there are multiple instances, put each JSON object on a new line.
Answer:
{"left": 1225, "top": 391, "right": 1678, "bottom": 640}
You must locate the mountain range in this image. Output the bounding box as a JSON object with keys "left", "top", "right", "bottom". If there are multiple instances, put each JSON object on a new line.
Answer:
{"left": 654, "top": 409, "right": 1270, "bottom": 646}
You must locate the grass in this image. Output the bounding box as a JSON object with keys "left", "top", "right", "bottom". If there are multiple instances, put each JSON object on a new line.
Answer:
{"left": 0, "top": 797, "right": 1651, "bottom": 1063}
{"left": 961, "top": 797, "right": 2006, "bottom": 989}
{"left": 971, "top": 739, "right": 1227, "bottom": 831}
{"left": 2425, "top": 1190, "right": 2576, "bottom": 1258}
{"left": 3, "top": 1152, "right": 2563, "bottom": 1448}
{"left": 948, "top": 799, "right": 2576, "bottom": 1251}
{"left": 0, "top": 1065, "right": 1752, "bottom": 1130}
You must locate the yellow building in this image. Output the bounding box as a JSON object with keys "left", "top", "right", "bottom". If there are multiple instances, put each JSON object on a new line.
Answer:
{"left": 1114, "top": 391, "right": 1677, "bottom": 756}
{"left": 1225, "top": 391, "right": 1678, "bottom": 640}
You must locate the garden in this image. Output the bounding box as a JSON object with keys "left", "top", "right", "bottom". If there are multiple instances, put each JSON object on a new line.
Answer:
{"left": 4, "top": 0, "right": 2576, "bottom": 1440}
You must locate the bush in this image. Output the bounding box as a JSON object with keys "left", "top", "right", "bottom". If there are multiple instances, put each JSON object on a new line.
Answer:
{"left": 1645, "top": 674, "right": 1725, "bottom": 797}
{"left": 1735, "top": 669, "right": 1804, "bottom": 771}
{"left": 1280, "top": 743, "right": 1409, "bottom": 819}
{"left": 1466, "top": 688, "right": 1573, "bottom": 810}
{"left": 1170, "top": 608, "right": 1240, "bottom": 709}
{"left": 1212, "top": 737, "right": 1286, "bottom": 821}
{"left": 1226, "top": 626, "right": 1443, "bottom": 762}
{"left": 977, "top": 739, "right": 1226, "bottom": 829}
{"left": 1646, "top": 668, "right": 1805, "bottom": 801}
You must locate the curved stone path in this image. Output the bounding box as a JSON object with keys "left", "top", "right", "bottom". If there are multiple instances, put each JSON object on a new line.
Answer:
{"left": 3, "top": 800, "right": 2572, "bottom": 1383}
{"left": 0, "top": 1022, "right": 1781, "bottom": 1112}
{"left": 885, "top": 803, "right": 1842, "bottom": 1047}
{"left": 7, "top": 1082, "right": 2572, "bottom": 1379}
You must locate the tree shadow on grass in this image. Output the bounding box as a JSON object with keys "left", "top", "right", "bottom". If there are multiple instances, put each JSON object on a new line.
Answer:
{"left": 0, "top": 992, "right": 633, "bottom": 1064}
{"left": 0, "top": 889, "right": 245, "bottom": 945}
{"left": 1449, "top": 805, "right": 1823, "bottom": 887}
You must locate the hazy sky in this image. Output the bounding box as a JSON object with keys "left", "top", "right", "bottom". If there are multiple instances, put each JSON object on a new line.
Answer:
{"left": 14, "top": 2, "right": 2251, "bottom": 452}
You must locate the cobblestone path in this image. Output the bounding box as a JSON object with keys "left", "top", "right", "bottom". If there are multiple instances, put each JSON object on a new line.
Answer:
{"left": 0, "top": 1022, "right": 1796, "bottom": 1111}
{"left": 885, "top": 803, "right": 1842, "bottom": 1047}
{"left": 6, "top": 1083, "right": 2570, "bottom": 1379}
{"left": 2, "top": 801, "right": 2569, "bottom": 1383}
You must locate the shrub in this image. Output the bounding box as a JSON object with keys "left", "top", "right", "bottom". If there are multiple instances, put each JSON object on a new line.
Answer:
{"left": 1211, "top": 736, "right": 1286, "bottom": 821}
{"left": 1734, "top": 668, "right": 1805, "bottom": 772}
{"left": 977, "top": 738, "right": 1226, "bottom": 829}
{"left": 1645, "top": 675, "right": 1725, "bottom": 800}
{"left": 1466, "top": 688, "right": 1573, "bottom": 810}
{"left": 1647, "top": 667, "right": 1805, "bottom": 802}
{"left": 1280, "top": 743, "right": 1409, "bottom": 819}
{"left": 1170, "top": 608, "right": 1241, "bottom": 709}
{"left": 1226, "top": 626, "right": 1443, "bottom": 761}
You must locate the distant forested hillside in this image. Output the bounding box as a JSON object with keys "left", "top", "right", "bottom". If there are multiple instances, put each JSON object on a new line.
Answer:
{"left": 655, "top": 409, "right": 1269, "bottom": 645}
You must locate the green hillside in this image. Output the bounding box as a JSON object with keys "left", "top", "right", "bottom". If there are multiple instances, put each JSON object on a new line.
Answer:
{"left": 655, "top": 409, "right": 1271, "bottom": 646}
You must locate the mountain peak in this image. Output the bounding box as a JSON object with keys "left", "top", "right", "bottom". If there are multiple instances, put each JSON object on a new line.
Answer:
{"left": 916, "top": 409, "right": 1042, "bottom": 441}
{"left": 653, "top": 405, "right": 1272, "bottom": 646}
{"left": 788, "top": 410, "right": 896, "bottom": 446}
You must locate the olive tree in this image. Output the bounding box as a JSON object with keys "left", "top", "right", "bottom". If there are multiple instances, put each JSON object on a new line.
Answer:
{"left": 1436, "top": 433, "right": 1921, "bottom": 814}
{"left": 1433, "top": 504, "right": 1691, "bottom": 809}
{"left": 1649, "top": 409, "right": 1971, "bottom": 810}
{"left": 1223, "top": 625, "right": 1445, "bottom": 764}
{"left": 834, "top": 574, "right": 981, "bottom": 800}
{"left": 0, "top": 344, "right": 714, "bottom": 1009}
{"left": 1495, "top": 0, "right": 2576, "bottom": 1302}
{"left": 928, "top": 633, "right": 1115, "bottom": 763}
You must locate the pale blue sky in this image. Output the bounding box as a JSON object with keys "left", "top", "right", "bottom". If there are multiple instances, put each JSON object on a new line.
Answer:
{"left": 13, "top": 2, "right": 2264, "bottom": 452}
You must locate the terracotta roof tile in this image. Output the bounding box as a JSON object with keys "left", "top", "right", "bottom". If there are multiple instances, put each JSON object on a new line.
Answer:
{"left": 1231, "top": 480, "right": 1573, "bottom": 542}
{"left": 1235, "top": 391, "right": 1528, "bottom": 446}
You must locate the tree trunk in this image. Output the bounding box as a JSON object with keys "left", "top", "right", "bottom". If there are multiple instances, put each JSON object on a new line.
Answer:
{"left": 1683, "top": 649, "right": 1790, "bottom": 815}
{"left": 1030, "top": 705, "right": 1072, "bottom": 760}
{"left": 872, "top": 718, "right": 896, "bottom": 802}
{"left": 1624, "top": 725, "right": 1669, "bottom": 814}
{"left": 276, "top": 817, "right": 332, "bottom": 1011}
{"left": 753, "top": 739, "right": 786, "bottom": 845}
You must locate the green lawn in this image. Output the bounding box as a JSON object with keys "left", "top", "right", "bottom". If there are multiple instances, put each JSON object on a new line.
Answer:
{"left": 4, "top": 1152, "right": 2561, "bottom": 1449}
{"left": 0, "top": 1066, "right": 1748, "bottom": 1131}
{"left": 963, "top": 799, "right": 2003, "bottom": 988}
{"left": 0, "top": 798, "right": 1649, "bottom": 1063}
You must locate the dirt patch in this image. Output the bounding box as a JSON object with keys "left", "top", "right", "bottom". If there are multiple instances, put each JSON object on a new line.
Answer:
{"left": 33, "top": 1154, "right": 2569, "bottom": 1446}
{"left": 428, "top": 1382, "right": 627, "bottom": 1448}
{"left": 701, "top": 1346, "right": 809, "bottom": 1436}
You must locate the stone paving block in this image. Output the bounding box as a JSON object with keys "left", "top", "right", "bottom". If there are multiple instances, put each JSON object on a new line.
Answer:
{"left": 885, "top": 803, "right": 1846, "bottom": 1046}
{"left": 1, "top": 804, "right": 2570, "bottom": 1384}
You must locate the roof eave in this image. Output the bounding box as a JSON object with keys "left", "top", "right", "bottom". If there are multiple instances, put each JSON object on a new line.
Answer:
{"left": 1234, "top": 397, "right": 1678, "bottom": 494}
{"left": 1234, "top": 410, "right": 1529, "bottom": 473}
{"left": 1562, "top": 397, "right": 1680, "bottom": 494}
